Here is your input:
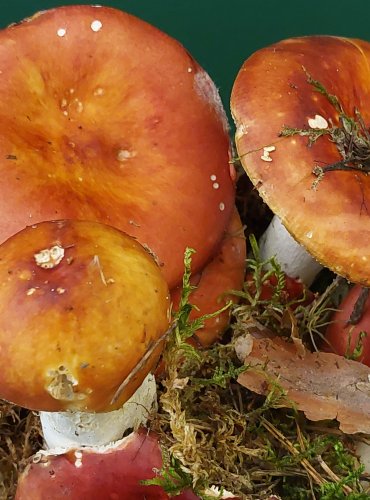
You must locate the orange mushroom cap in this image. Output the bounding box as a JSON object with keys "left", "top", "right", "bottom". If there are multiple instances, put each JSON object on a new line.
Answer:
{"left": 0, "top": 220, "right": 170, "bottom": 412}
{"left": 231, "top": 36, "right": 370, "bottom": 284}
{"left": 0, "top": 5, "right": 234, "bottom": 289}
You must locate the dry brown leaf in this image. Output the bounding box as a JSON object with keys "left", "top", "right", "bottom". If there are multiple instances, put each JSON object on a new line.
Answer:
{"left": 236, "top": 334, "right": 370, "bottom": 434}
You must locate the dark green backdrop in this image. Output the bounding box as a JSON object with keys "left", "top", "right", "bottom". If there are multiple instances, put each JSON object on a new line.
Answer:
{"left": 2, "top": 1, "right": 370, "bottom": 119}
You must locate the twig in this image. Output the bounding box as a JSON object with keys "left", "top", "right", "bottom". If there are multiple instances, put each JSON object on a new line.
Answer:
{"left": 110, "top": 322, "right": 177, "bottom": 405}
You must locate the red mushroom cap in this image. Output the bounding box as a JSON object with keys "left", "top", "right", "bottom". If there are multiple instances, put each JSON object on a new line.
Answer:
{"left": 0, "top": 5, "right": 234, "bottom": 289}
{"left": 0, "top": 220, "right": 170, "bottom": 411}
{"left": 15, "top": 430, "right": 199, "bottom": 500}
{"left": 324, "top": 284, "right": 370, "bottom": 365}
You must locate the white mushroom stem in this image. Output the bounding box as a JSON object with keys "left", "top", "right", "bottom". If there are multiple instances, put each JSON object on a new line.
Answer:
{"left": 40, "top": 373, "right": 157, "bottom": 449}
{"left": 259, "top": 215, "right": 323, "bottom": 287}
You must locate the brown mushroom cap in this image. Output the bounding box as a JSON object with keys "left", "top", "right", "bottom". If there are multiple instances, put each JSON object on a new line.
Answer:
{"left": 0, "top": 5, "right": 234, "bottom": 289}
{"left": 231, "top": 36, "right": 370, "bottom": 284}
{"left": 0, "top": 220, "right": 170, "bottom": 412}
{"left": 15, "top": 430, "right": 199, "bottom": 500}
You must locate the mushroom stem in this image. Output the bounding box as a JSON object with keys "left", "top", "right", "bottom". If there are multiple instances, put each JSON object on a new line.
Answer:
{"left": 259, "top": 215, "right": 323, "bottom": 286}
{"left": 40, "top": 373, "right": 157, "bottom": 449}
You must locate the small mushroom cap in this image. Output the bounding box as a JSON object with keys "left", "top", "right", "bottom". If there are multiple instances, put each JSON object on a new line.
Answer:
{"left": 231, "top": 36, "right": 370, "bottom": 284}
{"left": 15, "top": 430, "right": 199, "bottom": 500}
{"left": 0, "top": 220, "right": 170, "bottom": 412}
{"left": 0, "top": 5, "right": 234, "bottom": 289}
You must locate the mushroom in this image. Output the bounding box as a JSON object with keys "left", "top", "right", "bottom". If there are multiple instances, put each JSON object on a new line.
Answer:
{"left": 231, "top": 36, "right": 370, "bottom": 286}
{"left": 0, "top": 4, "right": 235, "bottom": 290}
{"left": 0, "top": 219, "right": 170, "bottom": 449}
{"left": 171, "top": 207, "right": 246, "bottom": 347}
{"left": 16, "top": 430, "right": 199, "bottom": 500}
{"left": 324, "top": 284, "right": 370, "bottom": 365}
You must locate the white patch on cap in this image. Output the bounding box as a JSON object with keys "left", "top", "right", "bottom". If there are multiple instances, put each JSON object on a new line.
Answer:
{"left": 235, "top": 122, "right": 248, "bottom": 141}
{"left": 219, "top": 202, "right": 225, "bottom": 211}
{"left": 308, "top": 114, "right": 328, "bottom": 129}
{"left": 213, "top": 182, "right": 219, "bottom": 190}
{"left": 117, "top": 149, "right": 136, "bottom": 162}
{"left": 57, "top": 28, "right": 66, "bottom": 37}
{"left": 260, "top": 154, "right": 272, "bottom": 162}
{"left": 34, "top": 246, "right": 65, "bottom": 269}
{"left": 91, "top": 20, "right": 103, "bottom": 32}
{"left": 210, "top": 174, "right": 217, "bottom": 181}
{"left": 194, "top": 70, "right": 229, "bottom": 133}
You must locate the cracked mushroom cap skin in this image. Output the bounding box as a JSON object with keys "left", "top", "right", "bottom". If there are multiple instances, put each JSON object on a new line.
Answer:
{"left": 0, "top": 5, "right": 234, "bottom": 290}
{"left": 16, "top": 430, "right": 199, "bottom": 500}
{"left": 0, "top": 220, "right": 170, "bottom": 412}
{"left": 231, "top": 36, "right": 370, "bottom": 284}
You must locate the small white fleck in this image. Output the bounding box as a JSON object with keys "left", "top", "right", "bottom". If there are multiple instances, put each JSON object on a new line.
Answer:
{"left": 188, "top": 67, "right": 193, "bottom": 73}
{"left": 74, "top": 99, "right": 84, "bottom": 113}
{"left": 213, "top": 182, "right": 219, "bottom": 190}
{"left": 129, "top": 220, "right": 140, "bottom": 227}
{"left": 75, "top": 458, "right": 83, "bottom": 468}
{"left": 57, "top": 28, "right": 66, "bottom": 37}
{"left": 74, "top": 451, "right": 83, "bottom": 459}
{"left": 219, "top": 202, "right": 225, "bottom": 211}
{"left": 60, "top": 98, "right": 67, "bottom": 109}
{"left": 78, "top": 177, "right": 83, "bottom": 182}
{"left": 260, "top": 155, "right": 272, "bottom": 162}
{"left": 94, "top": 87, "right": 105, "bottom": 96}
{"left": 264, "top": 145, "right": 276, "bottom": 153}
{"left": 362, "top": 256, "right": 368, "bottom": 262}
{"left": 63, "top": 110, "right": 68, "bottom": 117}
{"left": 91, "top": 20, "right": 103, "bottom": 32}
{"left": 26, "top": 288, "right": 37, "bottom": 296}
{"left": 69, "top": 88, "right": 75, "bottom": 94}
{"left": 210, "top": 174, "right": 217, "bottom": 181}
{"left": 117, "top": 149, "right": 136, "bottom": 162}
{"left": 306, "top": 231, "right": 313, "bottom": 239}
{"left": 56, "top": 287, "right": 66, "bottom": 295}
{"left": 308, "top": 114, "right": 328, "bottom": 129}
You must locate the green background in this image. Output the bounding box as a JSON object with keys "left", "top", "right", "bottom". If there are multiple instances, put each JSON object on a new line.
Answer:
{"left": 2, "top": 1, "right": 370, "bottom": 119}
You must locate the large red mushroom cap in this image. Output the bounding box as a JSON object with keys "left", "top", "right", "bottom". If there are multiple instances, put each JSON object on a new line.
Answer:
{"left": 0, "top": 219, "right": 170, "bottom": 412}
{"left": 15, "top": 430, "right": 199, "bottom": 500}
{"left": 231, "top": 36, "right": 370, "bottom": 284}
{"left": 0, "top": 5, "right": 234, "bottom": 289}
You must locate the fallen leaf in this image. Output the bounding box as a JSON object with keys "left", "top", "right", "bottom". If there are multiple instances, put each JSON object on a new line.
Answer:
{"left": 236, "top": 334, "right": 370, "bottom": 434}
